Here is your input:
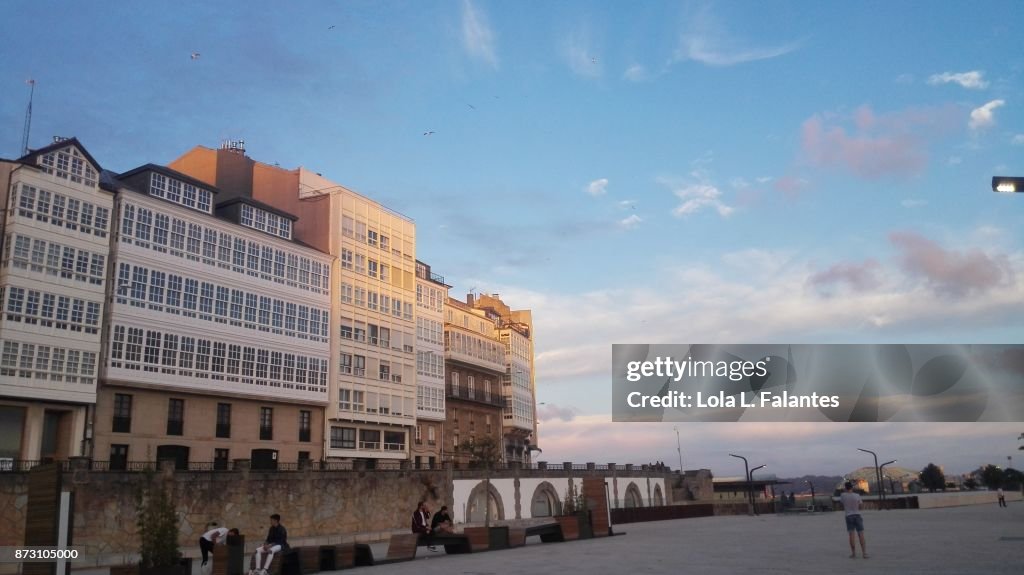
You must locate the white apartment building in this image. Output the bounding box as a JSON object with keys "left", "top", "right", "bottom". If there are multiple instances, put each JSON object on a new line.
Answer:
{"left": 412, "top": 260, "right": 448, "bottom": 468}
{"left": 169, "top": 146, "right": 418, "bottom": 464}
{"left": 0, "top": 138, "right": 113, "bottom": 461}
{"left": 94, "top": 163, "right": 332, "bottom": 469}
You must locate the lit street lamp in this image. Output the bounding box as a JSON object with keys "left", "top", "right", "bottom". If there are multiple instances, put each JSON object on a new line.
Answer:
{"left": 992, "top": 176, "right": 1024, "bottom": 193}
{"left": 729, "top": 454, "right": 752, "bottom": 515}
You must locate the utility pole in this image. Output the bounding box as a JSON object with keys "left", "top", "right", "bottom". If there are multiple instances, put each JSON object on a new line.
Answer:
{"left": 674, "top": 427, "right": 683, "bottom": 472}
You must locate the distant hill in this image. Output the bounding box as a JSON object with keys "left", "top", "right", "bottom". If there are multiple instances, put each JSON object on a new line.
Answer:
{"left": 775, "top": 475, "right": 844, "bottom": 495}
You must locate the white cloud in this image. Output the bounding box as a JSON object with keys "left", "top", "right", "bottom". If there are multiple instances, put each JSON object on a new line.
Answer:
{"left": 564, "top": 30, "right": 601, "bottom": 78}
{"left": 927, "top": 70, "right": 989, "bottom": 90}
{"left": 461, "top": 0, "right": 498, "bottom": 68}
{"left": 623, "top": 64, "right": 648, "bottom": 82}
{"left": 673, "top": 6, "right": 797, "bottom": 67}
{"left": 895, "top": 73, "right": 914, "bottom": 85}
{"left": 617, "top": 200, "right": 636, "bottom": 209}
{"left": 969, "top": 99, "right": 1005, "bottom": 130}
{"left": 730, "top": 177, "right": 750, "bottom": 189}
{"left": 586, "top": 178, "right": 609, "bottom": 196}
{"left": 1012, "top": 134, "right": 1024, "bottom": 146}
{"left": 901, "top": 199, "right": 928, "bottom": 209}
{"left": 674, "top": 184, "right": 733, "bottom": 217}
{"left": 618, "top": 214, "right": 642, "bottom": 230}
{"left": 666, "top": 181, "right": 734, "bottom": 217}
{"left": 499, "top": 237, "right": 1024, "bottom": 384}
{"left": 948, "top": 156, "right": 962, "bottom": 165}
{"left": 755, "top": 176, "right": 773, "bottom": 184}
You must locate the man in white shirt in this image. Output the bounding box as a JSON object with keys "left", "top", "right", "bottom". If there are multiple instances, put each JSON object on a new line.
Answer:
{"left": 839, "top": 482, "right": 868, "bottom": 558}
{"left": 997, "top": 487, "right": 1006, "bottom": 508}
{"left": 199, "top": 524, "right": 237, "bottom": 573}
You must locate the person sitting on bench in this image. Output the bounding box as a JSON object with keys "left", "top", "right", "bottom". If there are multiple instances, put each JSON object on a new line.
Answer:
{"left": 431, "top": 505, "right": 454, "bottom": 534}
{"left": 411, "top": 501, "right": 437, "bottom": 551}
{"left": 250, "top": 514, "right": 289, "bottom": 575}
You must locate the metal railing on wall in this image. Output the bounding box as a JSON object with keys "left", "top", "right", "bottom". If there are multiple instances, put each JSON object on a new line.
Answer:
{"left": 0, "top": 458, "right": 675, "bottom": 474}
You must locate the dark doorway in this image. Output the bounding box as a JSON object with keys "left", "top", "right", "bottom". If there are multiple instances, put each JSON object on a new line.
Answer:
{"left": 156, "top": 445, "right": 190, "bottom": 470}
{"left": 251, "top": 448, "right": 278, "bottom": 470}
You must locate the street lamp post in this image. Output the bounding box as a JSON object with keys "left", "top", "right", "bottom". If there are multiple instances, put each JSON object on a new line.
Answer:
{"left": 879, "top": 460, "right": 897, "bottom": 510}
{"left": 674, "top": 427, "right": 683, "bottom": 473}
{"left": 729, "top": 454, "right": 752, "bottom": 516}
{"left": 750, "top": 464, "right": 767, "bottom": 516}
{"left": 992, "top": 176, "right": 1024, "bottom": 193}
{"left": 858, "top": 448, "right": 882, "bottom": 509}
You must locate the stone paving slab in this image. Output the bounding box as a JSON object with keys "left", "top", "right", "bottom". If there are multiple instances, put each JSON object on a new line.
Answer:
{"left": 335, "top": 502, "right": 1023, "bottom": 575}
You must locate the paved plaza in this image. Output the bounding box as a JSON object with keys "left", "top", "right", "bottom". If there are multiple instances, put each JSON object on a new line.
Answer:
{"left": 347, "top": 503, "right": 1023, "bottom": 574}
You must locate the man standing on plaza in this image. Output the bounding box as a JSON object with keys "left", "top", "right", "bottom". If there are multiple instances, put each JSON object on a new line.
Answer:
{"left": 840, "top": 481, "right": 868, "bottom": 558}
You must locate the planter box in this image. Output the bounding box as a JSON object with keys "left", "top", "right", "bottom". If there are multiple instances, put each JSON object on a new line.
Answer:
{"left": 556, "top": 514, "right": 593, "bottom": 541}
{"left": 555, "top": 516, "right": 580, "bottom": 541}
{"left": 463, "top": 527, "right": 490, "bottom": 552}
{"left": 488, "top": 526, "right": 509, "bottom": 550}
{"left": 578, "top": 512, "right": 594, "bottom": 540}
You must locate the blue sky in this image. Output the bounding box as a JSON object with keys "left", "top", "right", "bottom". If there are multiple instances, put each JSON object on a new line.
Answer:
{"left": 2, "top": 0, "right": 1022, "bottom": 476}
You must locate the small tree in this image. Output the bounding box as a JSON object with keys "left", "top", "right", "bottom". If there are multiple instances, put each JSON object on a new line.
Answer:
{"left": 459, "top": 436, "right": 502, "bottom": 527}
{"left": 962, "top": 477, "right": 979, "bottom": 491}
{"left": 136, "top": 472, "right": 181, "bottom": 569}
{"left": 1003, "top": 468, "right": 1023, "bottom": 491}
{"left": 980, "top": 464, "right": 1004, "bottom": 490}
{"left": 919, "top": 463, "right": 945, "bottom": 493}
{"left": 561, "top": 482, "right": 586, "bottom": 516}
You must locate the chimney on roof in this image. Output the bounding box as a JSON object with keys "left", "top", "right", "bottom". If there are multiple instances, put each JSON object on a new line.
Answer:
{"left": 221, "top": 139, "right": 246, "bottom": 154}
{"left": 466, "top": 294, "right": 475, "bottom": 306}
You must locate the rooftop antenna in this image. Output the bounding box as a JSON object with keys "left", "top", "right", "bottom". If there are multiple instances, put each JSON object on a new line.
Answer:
{"left": 21, "top": 79, "right": 36, "bottom": 156}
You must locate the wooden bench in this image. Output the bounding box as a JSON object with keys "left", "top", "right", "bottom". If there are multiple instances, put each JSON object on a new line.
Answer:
{"left": 318, "top": 543, "right": 374, "bottom": 570}
{"left": 385, "top": 532, "right": 472, "bottom": 562}
{"left": 296, "top": 547, "right": 319, "bottom": 574}
{"left": 526, "top": 522, "right": 564, "bottom": 543}
{"left": 509, "top": 528, "right": 526, "bottom": 548}
{"left": 248, "top": 549, "right": 297, "bottom": 575}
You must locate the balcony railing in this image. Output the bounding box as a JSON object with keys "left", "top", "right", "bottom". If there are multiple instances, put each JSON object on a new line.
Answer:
{"left": 447, "top": 384, "right": 506, "bottom": 407}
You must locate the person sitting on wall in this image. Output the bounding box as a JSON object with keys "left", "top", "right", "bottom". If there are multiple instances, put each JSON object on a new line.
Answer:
{"left": 412, "top": 501, "right": 437, "bottom": 551}
{"left": 250, "top": 514, "right": 289, "bottom": 575}
{"left": 431, "top": 505, "right": 454, "bottom": 534}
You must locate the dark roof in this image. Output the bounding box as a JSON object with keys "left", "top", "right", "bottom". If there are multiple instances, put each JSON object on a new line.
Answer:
{"left": 216, "top": 196, "right": 298, "bottom": 221}
{"left": 99, "top": 169, "right": 122, "bottom": 193}
{"left": 118, "top": 163, "right": 221, "bottom": 195}
{"left": 19, "top": 137, "right": 102, "bottom": 173}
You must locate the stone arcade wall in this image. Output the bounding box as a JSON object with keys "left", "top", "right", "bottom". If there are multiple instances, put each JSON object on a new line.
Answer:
{"left": 0, "top": 461, "right": 673, "bottom": 568}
